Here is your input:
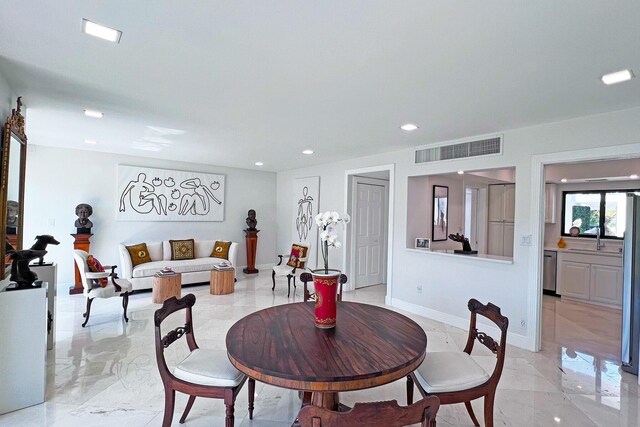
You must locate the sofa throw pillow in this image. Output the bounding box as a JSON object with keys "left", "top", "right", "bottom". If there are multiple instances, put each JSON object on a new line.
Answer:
{"left": 87, "top": 255, "right": 108, "bottom": 287}
{"left": 170, "top": 239, "right": 195, "bottom": 260}
{"left": 286, "top": 244, "right": 308, "bottom": 269}
{"left": 211, "top": 241, "right": 232, "bottom": 260}
{"left": 126, "top": 243, "right": 152, "bottom": 267}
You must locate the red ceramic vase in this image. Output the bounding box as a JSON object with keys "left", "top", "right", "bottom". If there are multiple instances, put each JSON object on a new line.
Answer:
{"left": 311, "top": 269, "right": 340, "bottom": 329}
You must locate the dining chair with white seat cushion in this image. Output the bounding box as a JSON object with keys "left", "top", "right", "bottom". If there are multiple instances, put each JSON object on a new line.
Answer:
{"left": 154, "top": 294, "right": 254, "bottom": 427}
{"left": 72, "top": 250, "right": 132, "bottom": 327}
{"left": 407, "top": 299, "right": 508, "bottom": 427}
{"left": 272, "top": 243, "right": 310, "bottom": 298}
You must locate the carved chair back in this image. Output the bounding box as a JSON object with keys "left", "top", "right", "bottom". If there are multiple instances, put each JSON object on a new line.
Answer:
{"left": 297, "top": 397, "right": 440, "bottom": 427}
{"left": 154, "top": 294, "right": 199, "bottom": 383}
{"left": 72, "top": 250, "right": 93, "bottom": 292}
{"left": 300, "top": 272, "right": 347, "bottom": 302}
{"left": 462, "top": 298, "right": 509, "bottom": 386}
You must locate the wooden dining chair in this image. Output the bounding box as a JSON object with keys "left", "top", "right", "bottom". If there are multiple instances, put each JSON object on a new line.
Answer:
{"left": 272, "top": 243, "right": 310, "bottom": 297}
{"left": 154, "top": 294, "right": 255, "bottom": 427}
{"left": 406, "top": 299, "right": 509, "bottom": 427}
{"left": 300, "top": 272, "right": 347, "bottom": 302}
{"left": 297, "top": 397, "right": 440, "bottom": 427}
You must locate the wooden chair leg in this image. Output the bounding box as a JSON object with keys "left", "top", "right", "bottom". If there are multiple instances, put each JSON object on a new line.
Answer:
{"left": 248, "top": 378, "right": 255, "bottom": 420}
{"left": 464, "top": 401, "right": 480, "bottom": 427}
{"left": 287, "top": 275, "right": 292, "bottom": 298}
{"left": 82, "top": 297, "right": 93, "bottom": 327}
{"left": 179, "top": 395, "right": 196, "bottom": 424}
{"left": 293, "top": 276, "right": 296, "bottom": 288}
{"left": 406, "top": 375, "right": 414, "bottom": 405}
{"left": 224, "top": 402, "right": 235, "bottom": 427}
{"left": 483, "top": 392, "right": 495, "bottom": 427}
{"left": 162, "top": 388, "right": 176, "bottom": 427}
{"left": 271, "top": 270, "right": 276, "bottom": 291}
{"left": 122, "top": 293, "right": 129, "bottom": 323}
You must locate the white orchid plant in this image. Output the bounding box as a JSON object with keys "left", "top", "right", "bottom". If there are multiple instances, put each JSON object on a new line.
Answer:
{"left": 315, "top": 211, "right": 351, "bottom": 274}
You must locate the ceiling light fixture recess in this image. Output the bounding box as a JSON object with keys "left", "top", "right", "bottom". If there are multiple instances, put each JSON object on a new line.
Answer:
{"left": 84, "top": 139, "right": 97, "bottom": 145}
{"left": 84, "top": 109, "right": 104, "bottom": 118}
{"left": 82, "top": 19, "right": 122, "bottom": 43}
{"left": 630, "top": 174, "right": 639, "bottom": 179}
{"left": 560, "top": 178, "right": 568, "bottom": 183}
{"left": 457, "top": 170, "right": 464, "bottom": 175}
{"left": 255, "top": 162, "right": 264, "bottom": 166}
{"left": 601, "top": 69, "right": 634, "bottom": 85}
{"left": 400, "top": 123, "right": 419, "bottom": 131}
{"left": 302, "top": 149, "right": 314, "bottom": 155}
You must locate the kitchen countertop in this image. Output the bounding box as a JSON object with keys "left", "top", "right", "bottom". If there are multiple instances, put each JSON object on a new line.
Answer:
{"left": 544, "top": 245, "right": 622, "bottom": 258}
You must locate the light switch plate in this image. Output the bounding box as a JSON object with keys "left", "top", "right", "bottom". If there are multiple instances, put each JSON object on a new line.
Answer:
{"left": 521, "top": 234, "right": 532, "bottom": 246}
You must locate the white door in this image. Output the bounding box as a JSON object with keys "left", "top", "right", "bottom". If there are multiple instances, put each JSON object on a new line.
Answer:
{"left": 503, "top": 184, "right": 516, "bottom": 222}
{"left": 464, "top": 188, "right": 479, "bottom": 248}
{"left": 503, "top": 222, "right": 514, "bottom": 258}
{"left": 488, "top": 185, "right": 504, "bottom": 222}
{"left": 354, "top": 183, "right": 385, "bottom": 288}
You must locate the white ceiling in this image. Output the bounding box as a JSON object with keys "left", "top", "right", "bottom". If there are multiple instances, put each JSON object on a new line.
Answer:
{"left": 1, "top": 1, "right": 640, "bottom": 171}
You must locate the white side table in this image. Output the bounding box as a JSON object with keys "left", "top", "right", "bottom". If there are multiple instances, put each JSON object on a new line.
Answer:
{"left": 30, "top": 263, "right": 57, "bottom": 350}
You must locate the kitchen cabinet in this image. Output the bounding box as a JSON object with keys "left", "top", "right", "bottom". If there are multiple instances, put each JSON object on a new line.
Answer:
{"left": 488, "top": 183, "right": 515, "bottom": 257}
{"left": 557, "top": 251, "right": 623, "bottom": 308}
{"left": 545, "top": 184, "right": 556, "bottom": 224}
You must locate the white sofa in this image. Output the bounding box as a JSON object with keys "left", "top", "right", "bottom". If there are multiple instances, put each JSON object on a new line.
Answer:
{"left": 118, "top": 240, "right": 238, "bottom": 291}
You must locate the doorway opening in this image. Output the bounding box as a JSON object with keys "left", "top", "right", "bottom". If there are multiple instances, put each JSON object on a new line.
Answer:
{"left": 344, "top": 165, "right": 394, "bottom": 304}
{"left": 534, "top": 155, "right": 640, "bottom": 383}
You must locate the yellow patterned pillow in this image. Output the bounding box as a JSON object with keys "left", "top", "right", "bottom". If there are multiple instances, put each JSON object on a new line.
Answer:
{"left": 126, "top": 243, "right": 152, "bottom": 267}
{"left": 170, "top": 239, "right": 195, "bottom": 260}
{"left": 211, "top": 241, "right": 232, "bottom": 259}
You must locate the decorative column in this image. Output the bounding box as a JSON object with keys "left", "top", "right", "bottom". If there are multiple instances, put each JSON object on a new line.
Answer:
{"left": 243, "top": 229, "right": 259, "bottom": 274}
{"left": 69, "top": 233, "right": 92, "bottom": 294}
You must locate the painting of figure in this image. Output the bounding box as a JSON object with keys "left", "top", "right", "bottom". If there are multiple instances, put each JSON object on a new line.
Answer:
{"left": 292, "top": 176, "right": 320, "bottom": 267}
{"left": 117, "top": 165, "right": 225, "bottom": 221}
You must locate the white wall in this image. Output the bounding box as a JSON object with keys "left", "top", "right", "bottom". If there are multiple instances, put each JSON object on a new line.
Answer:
{"left": 276, "top": 105, "right": 640, "bottom": 350}
{"left": 0, "top": 70, "right": 13, "bottom": 122}
{"left": 24, "top": 146, "right": 277, "bottom": 285}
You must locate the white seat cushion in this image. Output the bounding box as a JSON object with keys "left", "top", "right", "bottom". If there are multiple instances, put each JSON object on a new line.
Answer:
{"left": 173, "top": 349, "right": 245, "bottom": 387}
{"left": 273, "top": 264, "right": 302, "bottom": 277}
{"left": 85, "top": 279, "right": 132, "bottom": 298}
{"left": 414, "top": 351, "right": 490, "bottom": 394}
{"left": 133, "top": 258, "right": 226, "bottom": 278}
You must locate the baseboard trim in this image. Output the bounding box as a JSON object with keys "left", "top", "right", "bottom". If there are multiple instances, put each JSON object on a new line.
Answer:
{"left": 391, "top": 298, "right": 532, "bottom": 351}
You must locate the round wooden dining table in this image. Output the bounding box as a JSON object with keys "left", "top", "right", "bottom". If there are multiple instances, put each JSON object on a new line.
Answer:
{"left": 226, "top": 301, "right": 427, "bottom": 415}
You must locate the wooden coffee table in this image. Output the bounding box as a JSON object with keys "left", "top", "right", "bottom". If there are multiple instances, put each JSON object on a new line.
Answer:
{"left": 152, "top": 273, "right": 181, "bottom": 304}
{"left": 226, "top": 301, "right": 426, "bottom": 419}
{"left": 210, "top": 268, "right": 234, "bottom": 295}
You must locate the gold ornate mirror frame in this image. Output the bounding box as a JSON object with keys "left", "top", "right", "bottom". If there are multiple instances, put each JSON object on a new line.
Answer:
{"left": 1, "top": 97, "right": 28, "bottom": 279}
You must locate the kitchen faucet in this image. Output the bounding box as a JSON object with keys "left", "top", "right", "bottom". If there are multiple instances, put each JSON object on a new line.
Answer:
{"left": 596, "top": 226, "right": 605, "bottom": 251}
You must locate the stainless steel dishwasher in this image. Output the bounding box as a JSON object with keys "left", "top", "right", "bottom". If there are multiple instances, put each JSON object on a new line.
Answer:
{"left": 543, "top": 250, "right": 557, "bottom": 295}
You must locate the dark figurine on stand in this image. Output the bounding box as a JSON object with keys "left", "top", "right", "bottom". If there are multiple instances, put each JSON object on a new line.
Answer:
{"left": 448, "top": 233, "right": 478, "bottom": 255}
{"left": 30, "top": 235, "right": 60, "bottom": 265}
{"left": 8, "top": 249, "right": 47, "bottom": 290}
{"left": 75, "top": 203, "right": 93, "bottom": 234}
{"left": 246, "top": 209, "right": 258, "bottom": 230}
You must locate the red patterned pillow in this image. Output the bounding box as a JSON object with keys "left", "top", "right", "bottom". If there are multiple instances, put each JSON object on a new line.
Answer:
{"left": 87, "top": 255, "right": 108, "bottom": 287}
{"left": 286, "top": 244, "right": 308, "bottom": 269}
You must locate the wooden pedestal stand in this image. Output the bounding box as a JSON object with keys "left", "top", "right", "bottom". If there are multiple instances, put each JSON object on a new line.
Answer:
{"left": 243, "top": 229, "right": 259, "bottom": 274}
{"left": 69, "top": 233, "right": 92, "bottom": 295}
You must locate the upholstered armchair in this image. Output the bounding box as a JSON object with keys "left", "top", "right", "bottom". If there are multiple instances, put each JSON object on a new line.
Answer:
{"left": 72, "top": 250, "right": 133, "bottom": 327}
{"left": 272, "top": 243, "right": 310, "bottom": 298}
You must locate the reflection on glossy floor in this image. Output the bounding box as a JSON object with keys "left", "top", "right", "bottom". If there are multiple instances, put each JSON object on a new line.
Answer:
{"left": 1, "top": 278, "right": 639, "bottom": 426}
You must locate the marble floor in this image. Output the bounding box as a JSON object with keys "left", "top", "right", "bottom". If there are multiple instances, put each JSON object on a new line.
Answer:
{"left": 1, "top": 275, "right": 639, "bottom": 426}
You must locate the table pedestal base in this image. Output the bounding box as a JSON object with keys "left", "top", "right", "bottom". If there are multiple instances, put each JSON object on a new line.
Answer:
{"left": 292, "top": 392, "right": 350, "bottom": 426}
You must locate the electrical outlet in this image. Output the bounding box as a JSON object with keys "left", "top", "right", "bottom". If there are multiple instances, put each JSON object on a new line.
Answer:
{"left": 520, "top": 319, "right": 526, "bottom": 328}
{"left": 416, "top": 285, "right": 423, "bottom": 294}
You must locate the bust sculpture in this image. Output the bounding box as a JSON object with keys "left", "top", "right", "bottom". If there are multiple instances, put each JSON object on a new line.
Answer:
{"left": 75, "top": 203, "right": 94, "bottom": 230}
{"left": 6, "top": 200, "right": 18, "bottom": 230}
{"left": 246, "top": 209, "right": 258, "bottom": 230}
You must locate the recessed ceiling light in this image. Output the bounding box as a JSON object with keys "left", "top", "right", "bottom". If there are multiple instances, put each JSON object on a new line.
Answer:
{"left": 84, "top": 109, "right": 104, "bottom": 118}
{"left": 400, "top": 123, "right": 419, "bottom": 131}
{"left": 255, "top": 162, "right": 264, "bottom": 166}
{"left": 82, "top": 19, "right": 122, "bottom": 43}
{"left": 601, "top": 69, "right": 634, "bottom": 85}
{"left": 560, "top": 178, "right": 568, "bottom": 183}
{"left": 630, "top": 174, "right": 639, "bottom": 179}
{"left": 457, "top": 170, "right": 464, "bottom": 175}
{"left": 84, "top": 139, "right": 97, "bottom": 145}
{"left": 302, "top": 149, "right": 314, "bottom": 155}
{"left": 553, "top": 416, "right": 561, "bottom": 423}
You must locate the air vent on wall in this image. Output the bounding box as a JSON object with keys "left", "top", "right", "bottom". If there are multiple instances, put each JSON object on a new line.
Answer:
{"left": 415, "top": 136, "right": 502, "bottom": 164}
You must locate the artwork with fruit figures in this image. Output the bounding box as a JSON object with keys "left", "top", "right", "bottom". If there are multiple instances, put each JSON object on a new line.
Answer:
{"left": 116, "top": 165, "right": 225, "bottom": 221}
